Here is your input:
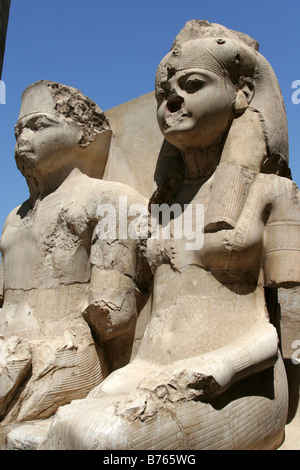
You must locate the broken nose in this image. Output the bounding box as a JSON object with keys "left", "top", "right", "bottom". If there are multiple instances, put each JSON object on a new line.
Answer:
{"left": 167, "top": 96, "right": 184, "bottom": 113}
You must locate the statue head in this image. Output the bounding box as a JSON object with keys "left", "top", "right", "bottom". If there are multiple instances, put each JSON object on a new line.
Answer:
{"left": 14, "top": 80, "right": 111, "bottom": 188}
{"left": 154, "top": 20, "right": 289, "bottom": 180}
{"left": 156, "top": 35, "right": 257, "bottom": 152}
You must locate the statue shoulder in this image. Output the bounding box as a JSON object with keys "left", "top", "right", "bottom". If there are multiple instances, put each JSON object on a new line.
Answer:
{"left": 255, "top": 173, "right": 299, "bottom": 206}
{"left": 1, "top": 199, "right": 32, "bottom": 234}
{"left": 262, "top": 174, "right": 300, "bottom": 287}
{"left": 90, "top": 178, "right": 148, "bottom": 208}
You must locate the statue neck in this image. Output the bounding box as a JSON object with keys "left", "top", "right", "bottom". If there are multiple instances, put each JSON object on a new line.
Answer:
{"left": 181, "top": 145, "right": 222, "bottom": 180}
{"left": 26, "top": 166, "right": 80, "bottom": 204}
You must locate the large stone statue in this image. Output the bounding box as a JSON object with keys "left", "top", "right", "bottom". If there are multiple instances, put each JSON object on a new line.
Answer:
{"left": 36, "top": 20, "right": 300, "bottom": 450}
{"left": 1, "top": 20, "right": 299, "bottom": 451}
{"left": 0, "top": 80, "right": 149, "bottom": 427}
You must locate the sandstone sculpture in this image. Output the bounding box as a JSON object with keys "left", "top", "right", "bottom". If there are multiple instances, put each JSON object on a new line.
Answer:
{"left": 34, "top": 20, "right": 299, "bottom": 450}
{"left": 0, "top": 80, "right": 149, "bottom": 427}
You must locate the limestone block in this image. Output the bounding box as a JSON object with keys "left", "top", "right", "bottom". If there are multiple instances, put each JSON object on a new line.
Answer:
{"left": 104, "top": 92, "right": 163, "bottom": 198}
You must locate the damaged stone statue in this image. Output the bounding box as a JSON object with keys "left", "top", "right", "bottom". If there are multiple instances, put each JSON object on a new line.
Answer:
{"left": 0, "top": 81, "right": 149, "bottom": 431}
{"left": 1, "top": 19, "right": 300, "bottom": 451}
{"left": 38, "top": 21, "right": 300, "bottom": 450}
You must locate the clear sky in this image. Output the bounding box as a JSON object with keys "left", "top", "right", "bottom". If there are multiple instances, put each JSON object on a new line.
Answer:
{"left": 0, "top": 0, "right": 300, "bottom": 234}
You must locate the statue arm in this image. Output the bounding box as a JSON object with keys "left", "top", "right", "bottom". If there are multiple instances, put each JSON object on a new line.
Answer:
{"left": 83, "top": 232, "right": 139, "bottom": 344}
{"left": 264, "top": 178, "right": 300, "bottom": 288}
{"left": 82, "top": 231, "right": 140, "bottom": 371}
{"left": 81, "top": 187, "right": 151, "bottom": 370}
{"left": 139, "top": 318, "right": 279, "bottom": 401}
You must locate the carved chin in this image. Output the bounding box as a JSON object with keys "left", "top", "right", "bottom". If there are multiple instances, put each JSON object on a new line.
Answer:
{"left": 163, "top": 110, "right": 190, "bottom": 130}
{"left": 15, "top": 151, "right": 38, "bottom": 175}
{"left": 16, "top": 150, "right": 36, "bottom": 161}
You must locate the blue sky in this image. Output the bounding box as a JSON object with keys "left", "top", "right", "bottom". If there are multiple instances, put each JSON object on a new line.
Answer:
{"left": 0, "top": 0, "right": 300, "bottom": 234}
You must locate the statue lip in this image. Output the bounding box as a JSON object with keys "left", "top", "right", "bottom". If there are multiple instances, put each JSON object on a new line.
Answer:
{"left": 164, "top": 109, "right": 191, "bottom": 129}
{"left": 16, "top": 143, "right": 33, "bottom": 154}
{"left": 17, "top": 147, "right": 32, "bottom": 153}
{"left": 15, "top": 148, "right": 35, "bottom": 159}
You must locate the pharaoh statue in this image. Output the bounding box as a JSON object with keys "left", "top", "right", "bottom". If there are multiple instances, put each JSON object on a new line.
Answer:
{"left": 38, "top": 20, "right": 300, "bottom": 451}
{"left": 0, "top": 80, "right": 150, "bottom": 427}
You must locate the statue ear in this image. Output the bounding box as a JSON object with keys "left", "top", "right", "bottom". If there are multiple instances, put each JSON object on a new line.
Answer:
{"left": 233, "top": 79, "right": 255, "bottom": 116}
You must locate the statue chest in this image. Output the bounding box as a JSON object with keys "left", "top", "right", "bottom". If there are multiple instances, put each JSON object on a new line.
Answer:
{"left": 1, "top": 196, "right": 94, "bottom": 290}
{"left": 147, "top": 178, "right": 266, "bottom": 284}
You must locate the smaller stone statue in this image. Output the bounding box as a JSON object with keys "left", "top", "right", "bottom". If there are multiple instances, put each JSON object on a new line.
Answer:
{"left": 0, "top": 81, "right": 149, "bottom": 426}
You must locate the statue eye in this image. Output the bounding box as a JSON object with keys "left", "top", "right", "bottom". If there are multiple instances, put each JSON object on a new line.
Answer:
{"left": 155, "top": 90, "right": 165, "bottom": 103}
{"left": 155, "top": 82, "right": 170, "bottom": 104}
{"left": 34, "top": 119, "right": 49, "bottom": 130}
{"left": 14, "top": 125, "right": 21, "bottom": 139}
{"left": 34, "top": 116, "right": 58, "bottom": 131}
{"left": 184, "top": 78, "right": 204, "bottom": 93}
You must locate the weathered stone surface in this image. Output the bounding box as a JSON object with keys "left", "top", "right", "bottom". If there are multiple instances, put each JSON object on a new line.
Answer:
{"left": 279, "top": 287, "right": 300, "bottom": 359}
{"left": 0, "top": 81, "right": 150, "bottom": 426}
{"left": 104, "top": 92, "right": 163, "bottom": 198}
{"left": 0, "top": 336, "right": 31, "bottom": 417}
{"left": 0, "top": 419, "right": 53, "bottom": 450}
{"left": 277, "top": 286, "right": 300, "bottom": 450}
{"left": 1, "top": 20, "right": 300, "bottom": 451}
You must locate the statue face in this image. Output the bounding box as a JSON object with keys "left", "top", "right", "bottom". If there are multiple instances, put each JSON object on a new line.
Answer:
{"left": 155, "top": 68, "right": 237, "bottom": 151}
{"left": 14, "top": 113, "right": 82, "bottom": 171}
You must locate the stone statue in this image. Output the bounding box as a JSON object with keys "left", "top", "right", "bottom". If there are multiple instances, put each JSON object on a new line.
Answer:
{"left": 38, "top": 21, "right": 300, "bottom": 450}
{"left": 0, "top": 80, "right": 149, "bottom": 426}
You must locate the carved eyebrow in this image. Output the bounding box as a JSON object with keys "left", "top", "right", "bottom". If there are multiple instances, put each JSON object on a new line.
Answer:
{"left": 155, "top": 80, "right": 170, "bottom": 91}
{"left": 177, "top": 69, "right": 212, "bottom": 80}
{"left": 16, "top": 114, "right": 60, "bottom": 129}
{"left": 155, "top": 70, "right": 212, "bottom": 91}
{"left": 155, "top": 76, "right": 169, "bottom": 89}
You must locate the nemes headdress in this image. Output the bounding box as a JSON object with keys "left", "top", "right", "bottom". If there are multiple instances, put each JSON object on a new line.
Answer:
{"left": 156, "top": 20, "right": 289, "bottom": 170}
{"left": 156, "top": 36, "right": 257, "bottom": 87}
